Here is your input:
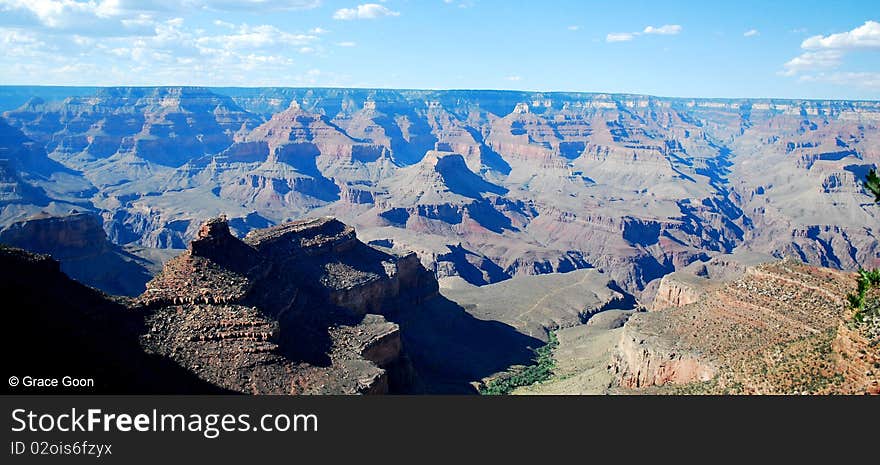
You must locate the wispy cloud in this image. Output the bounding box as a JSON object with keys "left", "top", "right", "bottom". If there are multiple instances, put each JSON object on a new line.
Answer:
{"left": 198, "top": 1, "right": 323, "bottom": 11}
{"left": 0, "top": 14, "right": 334, "bottom": 86}
{"left": 781, "top": 50, "right": 843, "bottom": 76}
{"left": 643, "top": 24, "right": 681, "bottom": 35}
{"left": 198, "top": 24, "right": 318, "bottom": 50}
{"left": 567, "top": 25, "right": 580, "bottom": 31}
{"left": 336, "top": 41, "right": 357, "bottom": 47}
{"left": 798, "top": 71, "right": 880, "bottom": 89}
{"left": 743, "top": 29, "right": 759, "bottom": 37}
{"left": 442, "top": 0, "right": 475, "bottom": 7}
{"left": 606, "top": 32, "right": 636, "bottom": 42}
{"left": 504, "top": 75, "right": 522, "bottom": 81}
{"left": 333, "top": 3, "right": 400, "bottom": 20}
{"left": 0, "top": 0, "right": 323, "bottom": 35}
{"left": 606, "top": 24, "right": 681, "bottom": 43}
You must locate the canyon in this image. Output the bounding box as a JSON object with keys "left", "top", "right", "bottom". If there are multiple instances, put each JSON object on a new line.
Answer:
{"left": 1, "top": 86, "right": 877, "bottom": 394}
{"left": 2, "top": 216, "right": 542, "bottom": 394}
{"left": 610, "top": 260, "right": 879, "bottom": 394}
{"left": 1, "top": 87, "right": 876, "bottom": 299}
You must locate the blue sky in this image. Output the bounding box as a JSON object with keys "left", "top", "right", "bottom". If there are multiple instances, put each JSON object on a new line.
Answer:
{"left": 0, "top": 0, "right": 878, "bottom": 99}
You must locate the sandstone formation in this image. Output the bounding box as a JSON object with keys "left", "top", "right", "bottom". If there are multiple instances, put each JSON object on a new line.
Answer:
{"left": 4, "top": 86, "right": 876, "bottom": 396}
{"left": 137, "top": 215, "right": 438, "bottom": 394}
{"left": 3, "top": 214, "right": 509, "bottom": 394}
{"left": 650, "top": 272, "right": 716, "bottom": 311}
{"left": 2, "top": 211, "right": 544, "bottom": 394}
{"left": 612, "top": 260, "right": 879, "bottom": 394}
{"left": 1, "top": 87, "right": 875, "bottom": 301}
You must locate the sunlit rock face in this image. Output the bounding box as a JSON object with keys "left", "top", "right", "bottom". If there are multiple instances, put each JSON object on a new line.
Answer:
{"left": 1, "top": 87, "right": 878, "bottom": 297}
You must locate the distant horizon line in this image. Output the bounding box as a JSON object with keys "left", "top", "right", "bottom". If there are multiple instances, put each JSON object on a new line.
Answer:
{"left": 1, "top": 84, "right": 878, "bottom": 104}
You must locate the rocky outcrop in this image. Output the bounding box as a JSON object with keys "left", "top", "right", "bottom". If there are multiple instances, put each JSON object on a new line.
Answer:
{"left": 1, "top": 212, "right": 563, "bottom": 395}
{"left": 0, "top": 210, "right": 109, "bottom": 254}
{"left": 651, "top": 273, "right": 712, "bottom": 311}
{"left": 138, "top": 215, "right": 438, "bottom": 394}
{"left": 0, "top": 211, "right": 153, "bottom": 296}
{"left": 612, "top": 260, "right": 879, "bottom": 394}
{"left": 1, "top": 246, "right": 227, "bottom": 394}
{"left": 612, "top": 327, "right": 716, "bottom": 388}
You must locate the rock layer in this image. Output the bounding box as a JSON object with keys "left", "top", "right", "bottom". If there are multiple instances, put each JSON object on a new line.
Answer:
{"left": 1, "top": 87, "right": 876, "bottom": 298}
{"left": 0, "top": 211, "right": 153, "bottom": 296}
{"left": 612, "top": 260, "right": 879, "bottom": 394}
{"left": 138, "top": 215, "right": 438, "bottom": 394}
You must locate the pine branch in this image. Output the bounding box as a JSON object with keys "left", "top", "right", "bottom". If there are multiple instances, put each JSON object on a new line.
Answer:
{"left": 865, "top": 168, "right": 880, "bottom": 203}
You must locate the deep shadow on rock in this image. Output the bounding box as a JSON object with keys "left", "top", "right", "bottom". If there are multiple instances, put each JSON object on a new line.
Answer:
{"left": 3, "top": 215, "right": 547, "bottom": 395}
{"left": 393, "top": 295, "right": 544, "bottom": 394}
{"left": 1, "top": 247, "right": 229, "bottom": 394}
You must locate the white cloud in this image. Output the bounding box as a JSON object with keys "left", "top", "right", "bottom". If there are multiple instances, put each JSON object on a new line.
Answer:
{"left": 196, "top": 1, "right": 323, "bottom": 11}
{"left": 799, "top": 71, "right": 880, "bottom": 89}
{"left": 504, "top": 75, "right": 521, "bottom": 81}
{"left": 0, "top": 1, "right": 323, "bottom": 36}
{"left": 801, "top": 20, "right": 880, "bottom": 50}
{"left": 333, "top": 3, "right": 399, "bottom": 20}
{"left": 294, "top": 68, "right": 324, "bottom": 85}
{"left": 0, "top": 11, "right": 334, "bottom": 86}
{"left": 781, "top": 21, "right": 880, "bottom": 80}
{"left": 606, "top": 32, "right": 636, "bottom": 43}
{"left": 0, "top": 0, "right": 157, "bottom": 35}
{"left": 567, "top": 25, "right": 579, "bottom": 31}
{"left": 607, "top": 24, "right": 681, "bottom": 43}
{"left": 336, "top": 41, "right": 356, "bottom": 47}
{"left": 781, "top": 50, "right": 843, "bottom": 76}
{"left": 0, "top": 28, "right": 47, "bottom": 57}
{"left": 743, "top": 29, "right": 759, "bottom": 37}
{"left": 442, "top": 0, "right": 474, "bottom": 8}
{"left": 642, "top": 24, "right": 681, "bottom": 35}
{"left": 197, "top": 24, "right": 317, "bottom": 50}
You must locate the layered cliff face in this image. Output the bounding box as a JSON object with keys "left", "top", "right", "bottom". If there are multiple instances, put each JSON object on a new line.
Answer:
{"left": 650, "top": 273, "right": 716, "bottom": 311}
{"left": 0, "top": 246, "right": 228, "bottom": 394}
{"left": 0, "top": 211, "right": 153, "bottom": 296}
{"left": 0, "top": 117, "right": 94, "bottom": 223}
{"left": 1, "top": 87, "right": 877, "bottom": 297}
{"left": 613, "top": 328, "right": 717, "bottom": 389}
{"left": 2, "top": 213, "right": 549, "bottom": 394}
{"left": 612, "top": 260, "right": 879, "bottom": 394}
{"left": 137, "top": 216, "right": 439, "bottom": 394}
{"left": 3, "top": 88, "right": 258, "bottom": 169}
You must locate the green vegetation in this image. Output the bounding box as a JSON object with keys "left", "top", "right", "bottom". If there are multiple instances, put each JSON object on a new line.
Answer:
{"left": 847, "top": 269, "right": 880, "bottom": 320}
{"left": 865, "top": 168, "right": 880, "bottom": 203}
{"left": 480, "top": 332, "right": 558, "bottom": 395}
{"left": 847, "top": 170, "right": 880, "bottom": 324}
